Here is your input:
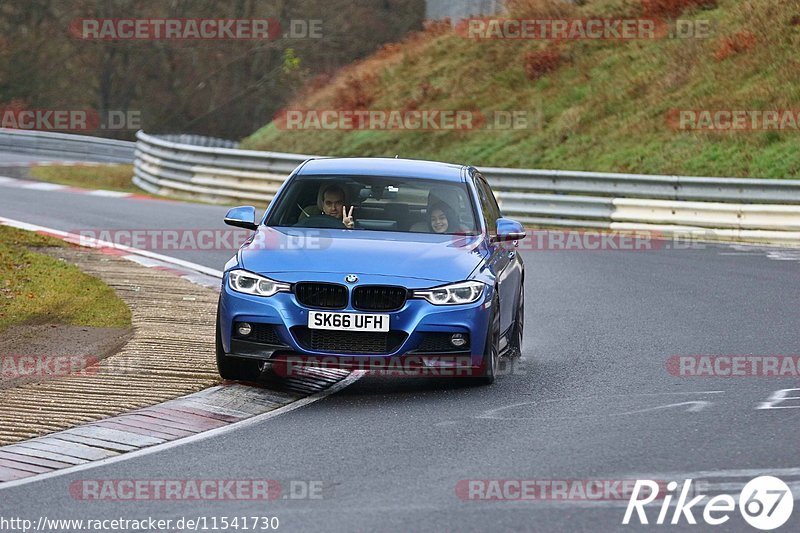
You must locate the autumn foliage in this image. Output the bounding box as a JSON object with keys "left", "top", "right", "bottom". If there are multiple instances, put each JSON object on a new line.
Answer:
{"left": 713, "top": 31, "right": 757, "bottom": 61}
{"left": 523, "top": 47, "right": 563, "bottom": 81}
{"left": 331, "top": 74, "right": 378, "bottom": 110}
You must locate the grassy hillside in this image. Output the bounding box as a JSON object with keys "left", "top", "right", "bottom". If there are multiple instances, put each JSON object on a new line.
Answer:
{"left": 243, "top": 0, "right": 800, "bottom": 178}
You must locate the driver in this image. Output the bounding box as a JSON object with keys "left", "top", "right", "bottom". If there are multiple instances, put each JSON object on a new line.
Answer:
{"left": 318, "top": 184, "right": 355, "bottom": 228}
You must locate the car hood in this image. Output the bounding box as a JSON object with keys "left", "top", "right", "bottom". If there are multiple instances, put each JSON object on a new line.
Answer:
{"left": 238, "top": 227, "right": 486, "bottom": 285}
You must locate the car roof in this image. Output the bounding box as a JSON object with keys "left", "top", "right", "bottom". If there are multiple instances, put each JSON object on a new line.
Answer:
{"left": 296, "top": 157, "right": 468, "bottom": 183}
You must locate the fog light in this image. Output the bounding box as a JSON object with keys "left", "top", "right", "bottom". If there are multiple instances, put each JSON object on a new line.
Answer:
{"left": 450, "top": 333, "right": 467, "bottom": 347}
{"left": 237, "top": 322, "right": 252, "bottom": 336}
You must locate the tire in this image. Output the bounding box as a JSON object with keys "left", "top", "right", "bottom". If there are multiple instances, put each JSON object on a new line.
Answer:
{"left": 216, "top": 312, "right": 262, "bottom": 382}
{"left": 473, "top": 295, "right": 500, "bottom": 385}
{"left": 506, "top": 284, "right": 524, "bottom": 358}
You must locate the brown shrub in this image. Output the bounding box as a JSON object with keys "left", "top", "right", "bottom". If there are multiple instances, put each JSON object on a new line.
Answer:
{"left": 523, "top": 46, "right": 563, "bottom": 81}
{"left": 0, "top": 98, "right": 28, "bottom": 111}
{"left": 331, "top": 74, "right": 378, "bottom": 110}
{"left": 402, "top": 82, "right": 443, "bottom": 112}
{"left": 374, "top": 42, "right": 404, "bottom": 60}
{"left": 422, "top": 19, "right": 453, "bottom": 37}
{"left": 713, "top": 31, "right": 757, "bottom": 61}
{"left": 641, "top": 0, "right": 718, "bottom": 18}
{"left": 306, "top": 73, "right": 333, "bottom": 93}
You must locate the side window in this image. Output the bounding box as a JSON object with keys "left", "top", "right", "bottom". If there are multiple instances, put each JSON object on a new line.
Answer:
{"left": 474, "top": 177, "right": 500, "bottom": 232}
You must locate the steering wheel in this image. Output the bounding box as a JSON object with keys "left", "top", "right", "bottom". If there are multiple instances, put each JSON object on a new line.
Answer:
{"left": 294, "top": 214, "right": 347, "bottom": 229}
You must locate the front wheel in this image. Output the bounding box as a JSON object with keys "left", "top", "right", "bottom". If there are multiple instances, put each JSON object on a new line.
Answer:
{"left": 216, "top": 314, "right": 262, "bottom": 382}
{"left": 506, "top": 284, "right": 524, "bottom": 358}
{"left": 473, "top": 296, "right": 500, "bottom": 386}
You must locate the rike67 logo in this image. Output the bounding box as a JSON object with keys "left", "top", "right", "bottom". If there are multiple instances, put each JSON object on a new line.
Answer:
{"left": 623, "top": 476, "right": 794, "bottom": 530}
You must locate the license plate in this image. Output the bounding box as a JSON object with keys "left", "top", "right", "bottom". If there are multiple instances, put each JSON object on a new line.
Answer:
{"left": 308, "top": 311, "right": 390, "bottom": 332}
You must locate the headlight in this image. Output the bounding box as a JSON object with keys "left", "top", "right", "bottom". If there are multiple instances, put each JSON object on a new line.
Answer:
{"left": 228, "top": 270, "right": 290, "bottom": 297}
{"left": 412, "top": 281, "right": 485, "bottom": 305}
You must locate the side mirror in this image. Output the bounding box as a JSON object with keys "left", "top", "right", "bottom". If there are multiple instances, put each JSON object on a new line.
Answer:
{"left": 493, "top": 218, "right": 526, "bottom": 242}
{"left": 224, "top": 206, "right": 258, "bottom": 230}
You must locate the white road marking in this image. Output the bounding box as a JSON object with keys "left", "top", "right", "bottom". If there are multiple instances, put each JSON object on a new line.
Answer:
{"left": 122, "top": 254, "right": 166, "bottom": 268}
{"left": 717, "top": 252, "right": 760, "bottom": 256}
{"left": 180, "top": 272, "right": 221, "bottom": 290}
{"left": 728, "top": 244, "right": 800, "bottom": 261}
{"left": 608, "top": 400, "right": 711, "bottom": 416}
{"left": 766, "top": 251, "right": 800, "bottom": 261}
{"left": 86, "top": 189, "right": 132, "bottom": 197}
{"left": 20, "top": 182, "right": 67, "bottom": 190}
{"left": 757, "top": 388, "right": 800, "bottom": 410}
{"left": 477, "top": 391, "right": 725, "bottom": 420}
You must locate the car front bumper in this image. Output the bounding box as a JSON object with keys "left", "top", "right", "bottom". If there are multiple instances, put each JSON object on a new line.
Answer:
{"left": 218, "top": 275, "right": 494, "bottom": 371}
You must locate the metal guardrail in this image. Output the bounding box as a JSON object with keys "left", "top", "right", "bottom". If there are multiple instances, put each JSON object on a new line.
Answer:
{"left": 154, "top": 134, "right": 240, "bottom": 149}
{"left": 482, "top": 167, "right": 800, "bottom": 205}
{"left": 132, "top": 130, "right": 800, "bottom": 243}
{"left": 133, "top": 131, "right": 310, "bottom": 203}
{"left": 0, "top": 129, "right": 135, "bottom": 163}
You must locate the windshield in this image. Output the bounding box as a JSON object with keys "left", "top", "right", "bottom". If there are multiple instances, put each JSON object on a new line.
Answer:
{"left": 265, "top": 175, "right": 479, "bottom": 235}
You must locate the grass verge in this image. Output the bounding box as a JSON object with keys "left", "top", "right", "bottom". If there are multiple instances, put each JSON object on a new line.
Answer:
{"left": 27, "top": 164, "right": 223, "bottom": 204}
{"left": 28, "top": 164, "right": 141, "bottom": 193}
{"left": 0, "top": 226, "right": 131, "bottom": 332}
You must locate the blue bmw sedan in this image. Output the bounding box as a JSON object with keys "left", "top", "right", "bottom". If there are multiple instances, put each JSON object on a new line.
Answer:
{"left": 217, "top": 157, "right": 525, "bottom": 384}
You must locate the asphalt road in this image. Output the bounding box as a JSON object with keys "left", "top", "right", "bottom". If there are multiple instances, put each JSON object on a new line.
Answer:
{"left": 1, "top": 171, "right": 799, "bottom": 532}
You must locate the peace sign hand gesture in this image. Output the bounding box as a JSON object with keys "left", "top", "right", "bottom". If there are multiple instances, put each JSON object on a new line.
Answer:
{"left": 342, "top": 205, "right": 355, "bottom": 229}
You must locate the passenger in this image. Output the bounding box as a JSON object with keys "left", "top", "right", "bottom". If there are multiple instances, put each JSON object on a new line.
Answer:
{"left": 428, "top": 202, "right": 459, "bottom": 234}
